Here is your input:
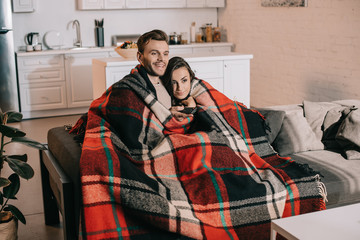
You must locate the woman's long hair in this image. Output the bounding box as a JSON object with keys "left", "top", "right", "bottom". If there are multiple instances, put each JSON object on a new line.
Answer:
{"left": 161, "top": 56, "right": 195, "bottom": 103}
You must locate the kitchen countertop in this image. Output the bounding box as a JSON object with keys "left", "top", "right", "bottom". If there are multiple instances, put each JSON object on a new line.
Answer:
{"left": 16, "top": 42, "right": 234, "bottom": 57}
{"left": 93, "top": 52, "right": 253, "bottom": 67}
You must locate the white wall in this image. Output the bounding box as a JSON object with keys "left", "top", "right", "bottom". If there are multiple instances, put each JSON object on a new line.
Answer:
{"left": 219, "top": 0, "right": 360, "bottom": 107}
{"left": 12, "top": 0, "right": 218, "bottom": 50}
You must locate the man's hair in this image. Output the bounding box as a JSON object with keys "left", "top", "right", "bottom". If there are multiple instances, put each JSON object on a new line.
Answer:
{"left": 137, "top": 29, "right": 169, "bottom": 53}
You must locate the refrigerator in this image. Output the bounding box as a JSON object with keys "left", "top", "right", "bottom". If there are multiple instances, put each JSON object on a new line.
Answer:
{"left": 0, "top": 0, "right": 19, "bottom": 112}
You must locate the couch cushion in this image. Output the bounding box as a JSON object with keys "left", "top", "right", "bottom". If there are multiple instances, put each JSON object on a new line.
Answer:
{"left": 272, "top": 107, "right": 324, "bottom": 156}
{"left": 47, "top": 126, "right": 82, "bottom": 184}
{"left": 288, "top": 150, "right": 360, "bottom": 208}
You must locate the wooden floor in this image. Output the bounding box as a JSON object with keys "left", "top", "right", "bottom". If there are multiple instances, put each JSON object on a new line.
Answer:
{"left": 6, "top": 114, "right": 82, "bottom": 240}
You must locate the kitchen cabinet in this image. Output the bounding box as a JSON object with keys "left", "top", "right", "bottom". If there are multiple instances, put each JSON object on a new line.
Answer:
{"left": 78, "top": 0, "right": 125, "bottom": 9}
{"left": 78, "top": 0, "right": 223, "bottom": 9}
{"left": 12, "top": 0, "right": 34, "bottom": 12}
{"left": 125, "top": 0, "right": 146, "bottom": 8}
{"left": 205, "top": 0, "right": 224, "bottom": 8}
{"left": 147, "top": 0, "right": 186, "bottom": 8}
{"left": 64, "top": 52, "right": 109, "bottom": 108}
{"left": 92, "top": 53, "right": 253, "bottom": 107}
{"left": 186, "top": 0, "right": 224, "bottom": 8}
{"left": 223, "top": 60, "right": 250, "bottom": 105}
{"left": 17, "top": 55, "right": 67, "bottom": 112}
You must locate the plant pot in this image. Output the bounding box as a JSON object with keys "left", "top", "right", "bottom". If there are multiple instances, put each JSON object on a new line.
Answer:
{"left": 0, "top": 211, "right": 18, "bottom": 240}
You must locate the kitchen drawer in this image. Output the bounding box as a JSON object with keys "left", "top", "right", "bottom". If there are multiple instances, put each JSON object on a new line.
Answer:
{"left": 19, "top": 82, "right": 67, "bottom": 111}
{"left": 188, "top": 60, "right": 223, "bottom": 79}
{"left": 18, "top": 68, "right": 65, "bottom": 84}
{"left": 17, "top": 55, "right": 64, "bottom": 70}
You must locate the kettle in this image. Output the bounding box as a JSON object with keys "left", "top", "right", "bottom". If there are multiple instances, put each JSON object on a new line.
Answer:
{"left": 25, "top": 32, "right": 40, "bottom": 46}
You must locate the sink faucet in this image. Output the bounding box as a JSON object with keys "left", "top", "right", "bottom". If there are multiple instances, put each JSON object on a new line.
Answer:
{"left": 72, "top": 20, "right": 82, "bottom": 48}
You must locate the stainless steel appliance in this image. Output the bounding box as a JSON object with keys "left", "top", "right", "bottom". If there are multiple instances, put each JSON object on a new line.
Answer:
{"left": 0, "top": 0, "right": 19, "bottom": 112}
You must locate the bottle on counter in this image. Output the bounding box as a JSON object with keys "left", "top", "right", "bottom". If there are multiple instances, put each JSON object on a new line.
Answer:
{"left": 190, "top": 22, "right": 196, "bottom": 43}
{"left": 205, "top": 23, "right": 213, "bottom": 42}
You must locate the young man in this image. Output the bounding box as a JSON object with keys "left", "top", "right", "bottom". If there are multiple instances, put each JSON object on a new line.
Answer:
{"left": 136, "top": 29, "right": 190, "bottom": 121}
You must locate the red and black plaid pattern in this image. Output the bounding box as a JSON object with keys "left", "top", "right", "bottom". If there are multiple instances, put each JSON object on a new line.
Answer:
{"left": 76, "top": 69, "right": 326, "bottom": 240}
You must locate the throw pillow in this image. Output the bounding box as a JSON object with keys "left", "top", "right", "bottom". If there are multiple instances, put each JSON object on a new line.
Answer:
{"left": 322, "top": 106, "right": 348, "bottom": 149}
{"left": 272, "top": 109, "right": 324, "bottom": 156}
{"left": 336, "top": 108, "right": 360, "bottom": 160}
{"left": 303, "top": 100, "right": 339, "bottom": 142}
{"left": 256, "top": 109, "right": 286, "bottom": 144}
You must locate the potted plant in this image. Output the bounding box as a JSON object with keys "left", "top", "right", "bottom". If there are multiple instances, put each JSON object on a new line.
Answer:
{"left": 0, "top": 108, "right": 46, "bottom": 239}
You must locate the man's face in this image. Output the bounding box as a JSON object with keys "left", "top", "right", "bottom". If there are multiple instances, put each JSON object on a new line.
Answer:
{"left": 137, "top": 40, "right": 169, "bottom": 77}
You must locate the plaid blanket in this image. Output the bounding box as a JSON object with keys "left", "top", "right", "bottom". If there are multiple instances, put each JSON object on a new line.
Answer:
{"left": 75, "top": 66, "right": 326, "bottom": 240}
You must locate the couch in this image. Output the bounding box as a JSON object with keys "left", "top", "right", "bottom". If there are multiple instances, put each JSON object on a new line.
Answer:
{"left": 40, "top": 99, "right": 360, "bottom": 240}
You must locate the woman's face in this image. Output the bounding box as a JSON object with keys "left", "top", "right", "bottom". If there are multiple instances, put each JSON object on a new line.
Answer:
{"left": 171, "top": 67, "right": 192, "bottom": 100}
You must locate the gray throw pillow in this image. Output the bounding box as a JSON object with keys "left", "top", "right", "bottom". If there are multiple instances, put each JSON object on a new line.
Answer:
{"left": 322, "top": 106, "right": 348, "bottom": 149}
{"left": 303, "top": 100, "right": 339, "bottom": 142}
{"left": 336, "top": 108, "right": 360, "bottom": 160}
{"left": 273, "top": 109, "right": 324, "bottom": 156}
{"left": 257, "top": 109, "right": 286, "bottom": 144}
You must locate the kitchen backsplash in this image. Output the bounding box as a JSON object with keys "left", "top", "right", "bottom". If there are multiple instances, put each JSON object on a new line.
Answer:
{"left": 12, "top": 0, "right": 218, "bottom": 50}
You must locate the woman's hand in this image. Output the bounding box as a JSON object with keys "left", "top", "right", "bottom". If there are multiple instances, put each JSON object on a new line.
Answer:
{"left": 170, "top": 106, "right": 193, "bottom": 121}
{"left": 181, "top": 96, "right": 196, "bottom": 108}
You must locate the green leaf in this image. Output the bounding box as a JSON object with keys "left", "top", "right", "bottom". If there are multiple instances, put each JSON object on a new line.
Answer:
{"left": 5, "top": 157, "right": 34, "bottom": 180}
{"left": 3, "top": 174, "right": 20, "bottom": 199}
{"left": 0, "top": 177, "right": 11, "bottom": 188}
{"left": 0, "top": 125, "right": 26, "bottom": 138}
{"left": 10, "top": 137, "right": 47, "bottom": 150}
{"left": 5, "top": 111, "right": 23, "bottom": 123}
{"left": 7, "top": 154, "right": 27, "bottom": 162}
{"left": 4, "top": 205, "right": 26, "bottom": 224}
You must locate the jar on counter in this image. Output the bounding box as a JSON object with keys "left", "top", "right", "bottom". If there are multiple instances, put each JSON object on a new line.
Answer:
{"left": 213, "top": 27, "right": 221, "bottom": 42}
{"left": 205, "top": 23, "right": 213, "bottom": 42}
{"left": 195, "top": 31, "right": 202, "bottom": 43}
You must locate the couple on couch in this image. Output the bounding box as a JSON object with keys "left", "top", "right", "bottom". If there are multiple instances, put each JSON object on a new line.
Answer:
{"left": 71, "top": 29, "right": 326, "bottom": 239}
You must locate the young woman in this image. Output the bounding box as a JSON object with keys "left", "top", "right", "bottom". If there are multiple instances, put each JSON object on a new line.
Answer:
{"left": 161, "top": 56, "right": 197, "bottom": 115}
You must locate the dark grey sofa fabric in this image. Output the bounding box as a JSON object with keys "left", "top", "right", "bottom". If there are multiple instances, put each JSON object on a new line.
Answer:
{"left": 47, "top": 127, "right": 81, "bottom": 185}
{"left": 47, "top": 127, "right": 82, "bottom": 233}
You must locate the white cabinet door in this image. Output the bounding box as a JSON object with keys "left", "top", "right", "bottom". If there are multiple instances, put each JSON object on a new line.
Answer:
{"left": 223, "top": 60, "right": 250, "bottom": 107}
{"left": 19, "top": 82, "right": 67, "bottom": 111}
{"left": 188, "top": 60, "right": 223, "bottom": 92}
{"left": 147, "top": 0, "right": 186, "bottom": 8}
{"left": 106, "top": 66, "right": 133, "bottom": 87}
{"left": 206, "top": 0, "right": 224, "bottom": 7}
{"left": 105, "top": 0, "right": 125, "bottom": 8}
{"left": 186, "top": 0, "right": 205, "bottom": 8}
{"left": 78, "top": 0, "right": 104, "bottom": 9}
{"left": 126, "top": 0, "right": 146, "bottom": 8}
{"left": 12, "top": 0, "right": 34, "bottom": 12}
{"left": 65, "top": 52, "right": 109, "bottom": 108}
